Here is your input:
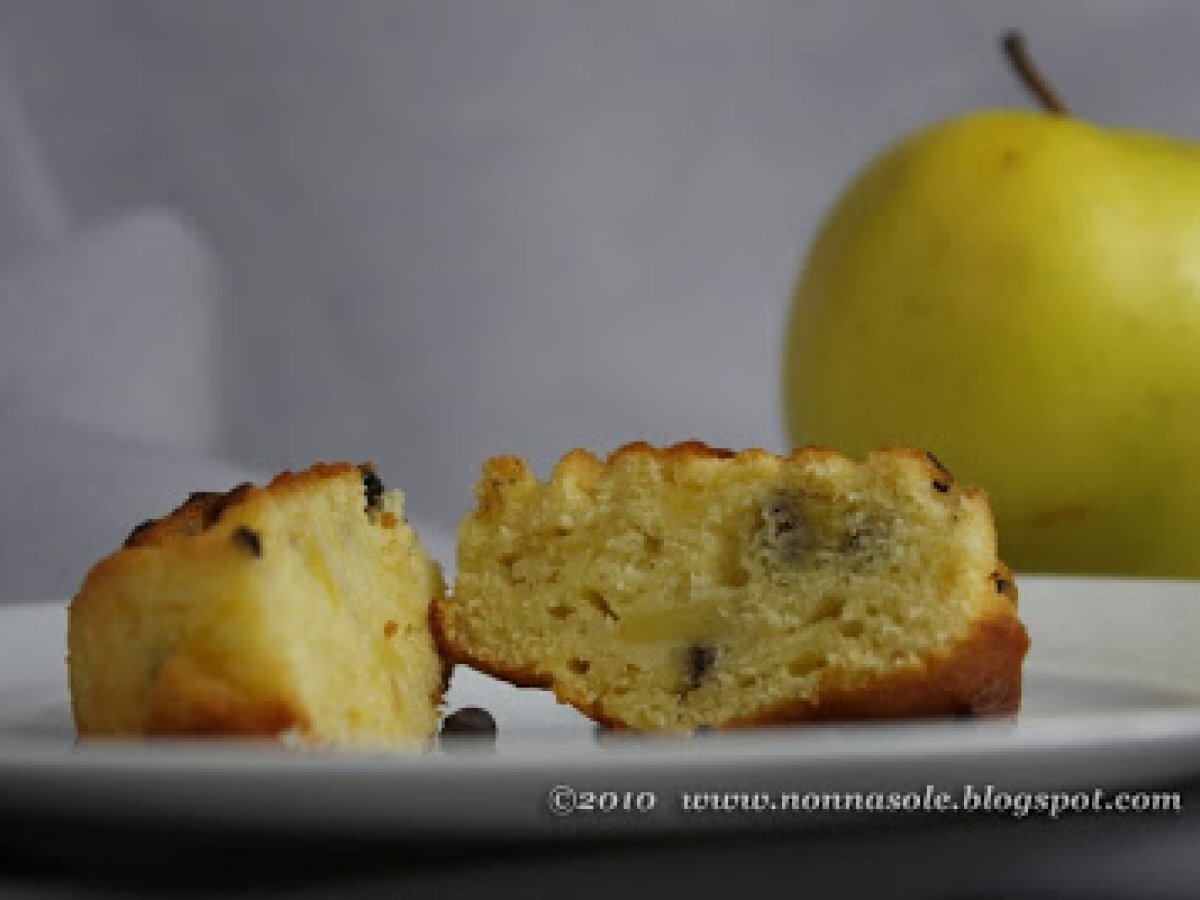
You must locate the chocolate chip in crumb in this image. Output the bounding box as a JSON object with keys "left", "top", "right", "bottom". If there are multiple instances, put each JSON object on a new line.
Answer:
{"left": 440, "top": 706, "right": 497, "bottom": 743}
{"left": 686, "top": 643, "right": 718, "bottom": 691}
{"left": 360, "top": 465, "right": 385, "bottom": 511}
{"left": 931, "top": 479, "right": 952, "bottom": 494}
{"left": 232, "top": 526, "right": 262, "bottom": 557}
{"left": 990, "top": 570, "right": 1017, "bottom": 602}
{"left": 761, "top": 490, "right": 814, "bottom": 560}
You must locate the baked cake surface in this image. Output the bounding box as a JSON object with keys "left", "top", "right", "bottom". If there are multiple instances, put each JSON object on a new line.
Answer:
{"left": 68, "top": 463, "right": 446, "bottom": 748}
{"left": 434, "top": 442, "right": 1028, "bottom": 731}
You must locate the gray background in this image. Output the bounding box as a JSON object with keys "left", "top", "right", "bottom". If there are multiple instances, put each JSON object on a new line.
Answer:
{"left": 2, "top": 0, "right": 1200, "bottom": 593}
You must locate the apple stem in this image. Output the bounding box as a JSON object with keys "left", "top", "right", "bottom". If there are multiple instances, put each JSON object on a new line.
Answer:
{"left": 1001, "top": 30, "right": 1069, "bottom": 115}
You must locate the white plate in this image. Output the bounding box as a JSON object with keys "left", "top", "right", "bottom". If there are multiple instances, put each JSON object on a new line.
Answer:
{"left": 2, "top": 577, "right": 1200, "bottom": 838}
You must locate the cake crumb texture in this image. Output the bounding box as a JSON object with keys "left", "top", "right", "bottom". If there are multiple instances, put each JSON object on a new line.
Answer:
{"left": 435, "top": 442, "right": 1027, "bottom": 731}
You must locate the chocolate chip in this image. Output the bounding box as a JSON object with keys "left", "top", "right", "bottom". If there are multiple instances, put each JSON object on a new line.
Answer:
{"left": 360, "top": 464, "right": 385, "bottom": 511}
{"left": 686, "top": 643, "right": 718, "bottom": 691}
{"left": 761, "top": 490, "right": 814, "bottom": 560}
{"left": 232, "top": 526, "right": 262, "bottom": 557}
{"left": 924, "top": 451, "right": 952, "bottom": 478}
{"left": 122, "top": 519, "right": 157, "bottom": 549}
{"left": 440, "top": 706, "right": 497, "bottom": 742}
{"left": 767, "top": 498, "right": 804, "bottom": 535}
{"left": 990, "top": 570, "right": 1017, "bottom": 602}
{"left": 202, "top": 484, "right": 253, "bottom": 529}
{"left": 924, "top": 452, "right": 954, "bottom": 494}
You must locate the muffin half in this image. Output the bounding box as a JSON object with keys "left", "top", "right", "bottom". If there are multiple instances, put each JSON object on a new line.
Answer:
{"left": 435, "top": 442, "right": 1027, "bottom": 731}
{"left": 69, "top": 463, "right": 447, "bottom": 748}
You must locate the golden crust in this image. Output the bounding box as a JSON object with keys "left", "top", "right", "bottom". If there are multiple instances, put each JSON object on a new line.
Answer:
{"left": 121, "top": 462, "right": 371, "bottom": 549}
{"left": 483, "top": 440, "right": 971, "bottom": 494}
{"left": 473, "top": 443, "right": 940, "bottom": 517}
{"left": 601, "top": 440, "right": 946, "bottom": 469}
{"left": 76, "top": 463, "right": 381, "bottom": 624}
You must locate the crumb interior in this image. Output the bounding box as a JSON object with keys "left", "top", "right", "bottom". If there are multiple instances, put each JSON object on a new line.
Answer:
{"left": 266, "top": 485, "right": 444, "bottom": 746}
{"left": 451, "top": 452, "right": 1000, "bottom": 731}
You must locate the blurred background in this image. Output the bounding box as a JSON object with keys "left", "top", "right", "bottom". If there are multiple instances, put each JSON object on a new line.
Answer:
{"left": 2, "top": 0, "right": 1199, "bottom": 599}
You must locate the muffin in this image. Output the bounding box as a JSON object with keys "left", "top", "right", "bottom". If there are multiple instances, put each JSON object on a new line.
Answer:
{"left": 434, "top": 442, "right": 1028, "bottom": 731}
{"left": 68, "top": 463, "right": 447, "bottom": 748}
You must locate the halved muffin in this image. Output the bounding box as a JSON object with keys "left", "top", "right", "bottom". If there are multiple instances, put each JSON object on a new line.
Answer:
{"left": 435, "top": 442, "right": 1028, "bottom": 731}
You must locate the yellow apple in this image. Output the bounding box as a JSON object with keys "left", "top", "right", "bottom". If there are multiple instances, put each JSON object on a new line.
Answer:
{"left": 783, "top": 108, "right": 1200, "bottom": 576}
